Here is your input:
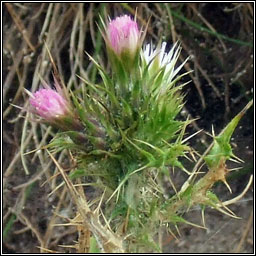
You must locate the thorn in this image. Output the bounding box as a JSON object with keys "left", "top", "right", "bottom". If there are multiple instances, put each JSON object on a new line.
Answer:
{"left": 9, "top": 103, "right": 24, "bottom": 110}
{"left": 184, "top": 219, "right": 208, "bottom": 230}
{"left": 167, "top": 228, "right": 179, "bottom": 241}
{"left": 220, "top": 175, "right": 253, "bottom": 207}
{"left": 176, "top": 115, "right": 190, "bottom": 144}
{"left": 189, "top": 149, "right": 199, "bottom": 162}
{"left": 94, "top": 188, "right": 106, "bottom": 215}
{"left": 134, "top": 138, "right": 164, "bottom": 154}
{"left": 204, "top": 130, "right": 214, "bottom": 138}
{"left": 168, "top": 176, "right": 178, "bottom": 196}
{"left": 211, "top": 125, "right": 215, "bottom": 137}
{"left": 192, "top": 150, "right": 202, "bottom": 158}
{"left": 229, "top": 158, "right": 243, "bottom": 164}
{"left": 231, "top": 154, "right": 244, "bottom": 163}
{"left": 214, "top": 204, "right": 241, "bottom": 219}
{"left": 174, "top": 225, "right": 181, "bottom": 237}
{"left": 183, "top": 153, "right": 193, "bottom": 162}
{"left": 222, "top": 178, "right": 232, "bottom": 194}
{"left": 201, "top": 208, "right": 206, "bottom": 228}
{"left": 181, "top": 129, "right": 203, "bottom": 144}
{"left": 228, "top": 167, "right": 243, "bottom": 172}
{"left": 222, "top": 203, "right": 236, "bottom": 216}
{"left": 100, "top": 208, "right": 112, "bottom": 232}
{"left": 181, "top": 167, "right": 192, "bottom": 175}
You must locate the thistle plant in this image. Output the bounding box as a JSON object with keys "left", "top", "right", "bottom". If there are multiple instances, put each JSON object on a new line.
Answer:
{"left": 27, "top": 14, "right": 253, "bottom": 253}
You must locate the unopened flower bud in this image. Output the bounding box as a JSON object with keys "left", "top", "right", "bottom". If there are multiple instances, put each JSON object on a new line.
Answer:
{"left": 29, "top": 88, "right": 69, "bottom": 120}
{"left": 107, "top": 15, "right": 140, "bottom": 56}
{"left": 28, "top": 86, "right": 84, "bottom": 132}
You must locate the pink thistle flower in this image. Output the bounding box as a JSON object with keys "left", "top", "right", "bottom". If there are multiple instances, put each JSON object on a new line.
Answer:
{"left": 107, "top": 15, "right": 140, "bottom": 55}
{"left": 29, "top": 88, "right": 69, "bottom": 120}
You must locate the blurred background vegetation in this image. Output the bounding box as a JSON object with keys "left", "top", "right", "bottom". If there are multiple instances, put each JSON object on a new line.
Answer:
{"left": 3, "top": 2, "right": 253, "bottom": 253}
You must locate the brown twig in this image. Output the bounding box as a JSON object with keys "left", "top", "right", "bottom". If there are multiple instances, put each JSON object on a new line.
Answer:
{"left": 5, "top": 3, "right": 36, "bottom": 52}
{"left": 15, "top": 211, "right": 44, "bottom": 247}
{"left": 190, "top": 4, "right": 227, "bottom": 53}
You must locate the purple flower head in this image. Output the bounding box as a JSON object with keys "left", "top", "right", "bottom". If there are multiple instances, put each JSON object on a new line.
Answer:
{"left": 107, "top": 15, "right": 140, "bottom": 55}
{"left": 29, "top": 88, "right": 69, "bottom": 120}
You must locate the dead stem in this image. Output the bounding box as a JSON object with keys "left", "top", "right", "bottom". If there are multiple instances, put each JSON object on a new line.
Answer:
{"left": 5, "top": 3, "right": 36, "bottom": 52}
{"left": 189, "top": 4, "right": 227, "bottom": 53}
{"left": 47, "top": 149, "right": 124, "bottom": 253}
{"left": 233, "top": 209, "right": 253, "bottom": 253}
{"left": 42, "top": 186, "right": 67, "bottom": 251}
{"left": 14, "top": 211, "right": 44, "bottom": 247}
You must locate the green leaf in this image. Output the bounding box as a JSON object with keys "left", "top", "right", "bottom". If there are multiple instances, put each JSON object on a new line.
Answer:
{"left": 3, "top": 214, "right": 16, "bottom": 240}
{"left": 169, "top": 214, "right": 187, "bottom": 224}
{"left": 204, "top": 100, "right": 253, "bottom": 169}
{"left": 206, "top": 190, "right": 219, "bottom": 203}
{"left": 69, "top": 169, "right": 86, "bottom": 180}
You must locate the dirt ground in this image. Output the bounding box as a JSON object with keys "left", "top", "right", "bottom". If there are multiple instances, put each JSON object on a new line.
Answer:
{"left": 2, "top": 3, "right": 254, "bottom": 253}
{"left": 163, "top": 197, "right": 253, "bottom": 253}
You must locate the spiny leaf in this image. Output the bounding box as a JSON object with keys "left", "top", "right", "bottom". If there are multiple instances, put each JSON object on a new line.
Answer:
{"left": 204, "top": 100, "right": 253, "bottom": 169}
{"left": 168, "top": 214, "right": 207, "bottom": 229}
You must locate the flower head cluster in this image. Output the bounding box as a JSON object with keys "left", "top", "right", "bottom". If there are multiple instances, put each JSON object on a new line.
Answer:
{"left": 106, "top": 15, "right": 140, "bottom": 56}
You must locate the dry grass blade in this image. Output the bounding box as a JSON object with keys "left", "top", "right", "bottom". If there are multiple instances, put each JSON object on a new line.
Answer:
{"left": 15, "top": 211, "right": 44, "bottom": 247}
{"left": 46, "top": 149, "right": 124, "bottom": 253}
